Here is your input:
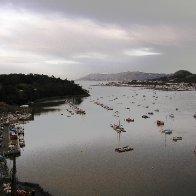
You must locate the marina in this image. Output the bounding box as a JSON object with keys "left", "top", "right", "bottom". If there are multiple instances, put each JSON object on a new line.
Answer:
{"left": 1, "top": 0, "right": 196, "bottom": 195}
{"left": 11, "top": 82, "right": 196, "bottom": 196}
{"left": 0, "top": 82, "right": 196, "bottom": 195}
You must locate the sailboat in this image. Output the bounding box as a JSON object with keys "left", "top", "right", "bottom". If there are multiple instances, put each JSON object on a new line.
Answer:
{"left": 193, "top": 146, "right": 196, "bottom": 154}
{"left": 114, "top": 132, "right": 134, "bottom": 153}
{"left": 110, "top": 120, "right": 125, "bottom": 133}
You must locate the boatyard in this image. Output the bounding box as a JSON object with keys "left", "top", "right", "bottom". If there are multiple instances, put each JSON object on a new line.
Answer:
{"left": 0, "top": 108, "right": 51, "bottom": 195}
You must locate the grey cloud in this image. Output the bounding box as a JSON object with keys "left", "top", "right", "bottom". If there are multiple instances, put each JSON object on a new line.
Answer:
{"left": 0, "top": 0, "right": 196, "bottom": 79}
{"left": 3, "top": 0, "right": 196, "bottom": 24}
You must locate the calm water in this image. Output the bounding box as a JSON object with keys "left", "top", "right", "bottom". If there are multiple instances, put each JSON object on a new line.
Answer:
{"left": 15, "top": 82, "right": 196, "bottom": 196}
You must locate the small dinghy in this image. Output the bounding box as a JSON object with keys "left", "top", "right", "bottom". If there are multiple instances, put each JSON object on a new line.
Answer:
{"left": 115, "top": 146, "right": 134, "bottom": 153}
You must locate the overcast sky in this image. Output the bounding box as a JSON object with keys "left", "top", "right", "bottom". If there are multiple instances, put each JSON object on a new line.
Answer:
{"left": 0, "top": 0, "right": 196, "bottom": 79}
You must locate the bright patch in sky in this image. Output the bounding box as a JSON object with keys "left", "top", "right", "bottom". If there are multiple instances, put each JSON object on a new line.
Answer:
{"left": 74, "top": 52, "right": 108, "bottom": 60}
{"left": 45, "top": 60, "right": 82, "bottom": 64}
{"left": 0, "top": 1, "right": 195, "bottom": 78}
{"left": 124, "top": 48, "right": 161, "bottom": 56}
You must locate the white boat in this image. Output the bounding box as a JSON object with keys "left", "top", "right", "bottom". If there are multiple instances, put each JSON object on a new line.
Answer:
{"left": 163, "top": 129, "right": 173, "bottom": 134}
{"left": 19, "top": 141, "right": 25, "bottom": 148}
{"left": 169, "top": 114, "right": 174, "bottom": 118}
{"left": 17, "top": 129, "right": 24, "bottom": 135}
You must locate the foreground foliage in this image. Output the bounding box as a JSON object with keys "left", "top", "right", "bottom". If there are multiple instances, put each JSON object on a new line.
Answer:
{"left": 0, "top": 74, "right": 89, "bottom": 105}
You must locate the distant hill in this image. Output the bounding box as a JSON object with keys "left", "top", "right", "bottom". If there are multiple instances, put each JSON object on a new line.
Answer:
{"left": 0, "top": 74, "right": 89, "bottom": 105}
{"left": 170, "top": 70, "right": 196, "bottom": 83}
{"left": 78, "top": 71, "right": 168, "bottom": 81}
{"left": 157, "top": 70, "right": 196, "bottom": 83}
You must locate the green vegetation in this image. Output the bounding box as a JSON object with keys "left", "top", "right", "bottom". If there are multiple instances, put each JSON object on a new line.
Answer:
{"left": 169, "top": 70, "right": 196, "bottom": 83}
{"left": 127, "top": 70, "right": 196, "bottom": 85}
{"left": 149, "top": 70, "right": 196, "bottom": 83}
{"left": 0, "top": 74, "right": 89, "bottom": 105}
{"left": 173, "top": 70, "right": 192, "bottom": 77}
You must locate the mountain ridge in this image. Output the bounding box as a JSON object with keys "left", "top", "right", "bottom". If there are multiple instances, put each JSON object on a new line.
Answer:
{"left": 78, "top": 71, "right": 168, "bottom": 81}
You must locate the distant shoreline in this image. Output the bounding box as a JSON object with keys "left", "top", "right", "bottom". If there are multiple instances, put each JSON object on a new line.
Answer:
{"left": 93, "top": 81, "right": 196, "bottom": 91}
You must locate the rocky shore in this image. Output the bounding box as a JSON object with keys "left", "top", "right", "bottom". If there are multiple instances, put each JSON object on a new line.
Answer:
{"left": 0, "top": 179, "right": 52, "bottom": 196}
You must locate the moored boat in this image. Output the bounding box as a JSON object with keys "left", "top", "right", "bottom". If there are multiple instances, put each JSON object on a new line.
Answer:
{"left": 19, "top": 141, "right": 25, "bottom": 148}
{"left": 162, "top": 129, "right": 173, "bottom": 134}
{"left": 126, "top": 118, "right": 134, "bottom": 122}
{"left": 115, "top": 146, "right": 134, "bottom": 153}
{"left": 157, "top": 120, "right": 164, "bottom": 126}
{"left": 173, "top": 136, "right": 182, "bottom": 141}
{"left": 111, "top": 121, "right": 126, "bottom": 133}
{"left": 169, "top": 114, "right": 174, "bottom": 118}
{"left": 142, "top": 115, "right": 149, "bottom": 119}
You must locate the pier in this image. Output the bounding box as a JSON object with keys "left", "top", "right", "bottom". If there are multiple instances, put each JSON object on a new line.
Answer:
{"left": 0, "top": 115, "right": 27, "bottom": 195}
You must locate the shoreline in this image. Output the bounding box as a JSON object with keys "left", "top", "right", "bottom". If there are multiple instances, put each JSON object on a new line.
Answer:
{"left": 93, "top": 81, "right": 196, "bottom": 91}
{"left": 0, "top": 95, "right": 87, "bottom": 195}
{"left": 0, "top": 179, "right": 52, "bottom": 196}
{"left": 0, "top": 94, "right": 89, "bottom": 113}
{"left": 0, "top": 120, "right": 52, "bottom": 195}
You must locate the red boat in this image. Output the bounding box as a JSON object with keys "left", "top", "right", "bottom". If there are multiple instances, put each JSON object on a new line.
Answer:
{"left": 10, "top": 133, "right": 18, "bottom": 139}
{"left": 126, "top": 118, "right": 134, "bottom": 122}
{"left": 157, "top": 120, "right": 164, "bottom": 126}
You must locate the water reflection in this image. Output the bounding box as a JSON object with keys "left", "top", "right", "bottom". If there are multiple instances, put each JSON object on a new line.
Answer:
{"left": 114, "top": 132, "right": 134, "bottom": 153}
{"left": 33, "top": 96, "right": 84, "bottom": 115}
{"left": 15, "top": 83, "right": 196, "bottom": 196}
